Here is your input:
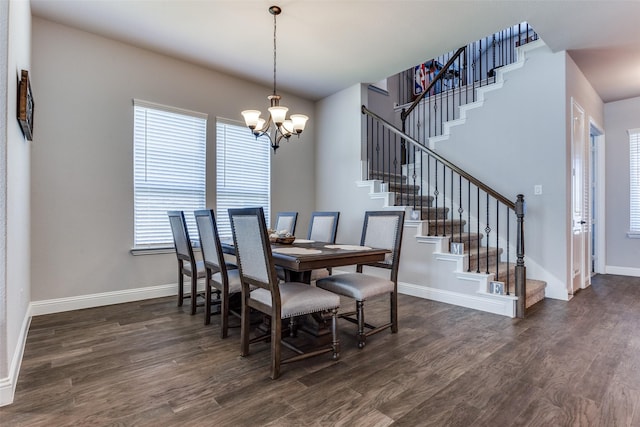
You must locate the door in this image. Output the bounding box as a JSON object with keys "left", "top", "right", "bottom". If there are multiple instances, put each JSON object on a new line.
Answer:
{"left": 571, "top": 100, "right": 590, "bottom": 294}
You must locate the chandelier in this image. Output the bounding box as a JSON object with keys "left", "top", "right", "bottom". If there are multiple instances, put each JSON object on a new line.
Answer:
{"left": 241, "top": 5, "right": 308, "bottom": 153}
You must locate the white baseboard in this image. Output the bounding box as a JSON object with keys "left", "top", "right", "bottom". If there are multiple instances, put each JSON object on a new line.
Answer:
{"left": 31, "top": 283, "right": 178, "bottom": 316}
{"left": 605, "top": 265, "right": 640, "bottom": 277}
{"left": 398, "top": 281, "right": 517, "bottom": 318}
{"left": 0, "top": 304, "right": 31, "bottom": 406}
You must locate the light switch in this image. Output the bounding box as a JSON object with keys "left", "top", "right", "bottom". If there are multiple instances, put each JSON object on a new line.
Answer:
{"left": 534, "top": 185, "right": 542, "bottom": 195}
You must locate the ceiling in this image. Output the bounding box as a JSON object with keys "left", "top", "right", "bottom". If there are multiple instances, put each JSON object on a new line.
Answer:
{"left": 30, "top": 0, "right": 640, "bottom": 103}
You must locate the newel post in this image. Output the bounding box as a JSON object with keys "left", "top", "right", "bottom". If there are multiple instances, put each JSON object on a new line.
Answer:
{"left": 515, "top": 194, "right": 526, "bottom": 318}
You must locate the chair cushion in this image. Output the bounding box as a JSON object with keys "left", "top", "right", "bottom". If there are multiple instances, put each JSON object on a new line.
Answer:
{"left": 316, "top": 273, "right": 394, "bottom": 301}
{"left": 211, "top": 269, "right": 243, "bottom": 294}
{"left": 183, "top": 260, "right": 206, "bottom": 279}
{"left": 250, "top": 283, "right": 340, "bottom": 319}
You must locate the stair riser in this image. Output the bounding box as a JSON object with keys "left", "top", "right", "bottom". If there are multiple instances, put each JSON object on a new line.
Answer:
{"left": 395, "top": 194, "right": 434, "bottom": 207}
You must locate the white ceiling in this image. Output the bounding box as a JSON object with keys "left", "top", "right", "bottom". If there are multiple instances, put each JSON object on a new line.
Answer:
{"left": 30, "top": 0, "right": 640, "bottom": 103}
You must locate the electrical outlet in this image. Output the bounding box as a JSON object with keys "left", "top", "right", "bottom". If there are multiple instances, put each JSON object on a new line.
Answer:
{"left": 534, "top": 185, "right": 542, "bottom": 195}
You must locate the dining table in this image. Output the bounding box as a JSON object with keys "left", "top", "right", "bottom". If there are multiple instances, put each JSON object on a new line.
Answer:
{"left": 221, "top": 238, "right": 390, "bottom": 283}
{"left": 221, "top": 238, "right": 390, "bottom": 336}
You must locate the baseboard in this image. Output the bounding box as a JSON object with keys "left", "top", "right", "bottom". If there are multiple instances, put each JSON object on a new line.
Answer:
{"left": 0, "top": 304, "right": 31, "bottom": 406}
{"left": 398, "top": 281, "right": 517, "bottom": 318}
{"left": 31, "top": 283, "right": 178, "bottom": 316}
{"left": 604, "top": 265, "right": 640, "bottom": 277}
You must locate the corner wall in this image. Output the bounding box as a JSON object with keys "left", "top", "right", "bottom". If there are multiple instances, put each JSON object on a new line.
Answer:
{"left": 604, "top": 96, "right": 640, "bottom": 275}
{"left": 1, "top": 0, "right": 32, "bottom": 406}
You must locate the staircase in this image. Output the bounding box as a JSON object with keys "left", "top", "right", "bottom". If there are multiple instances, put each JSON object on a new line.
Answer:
{"left": 359, "top": 24, "right": 547, "bottom": 318}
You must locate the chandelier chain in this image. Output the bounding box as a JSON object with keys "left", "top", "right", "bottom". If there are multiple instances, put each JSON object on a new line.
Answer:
{"left": 273, "top": 11, "right": 277, "bottom": 96}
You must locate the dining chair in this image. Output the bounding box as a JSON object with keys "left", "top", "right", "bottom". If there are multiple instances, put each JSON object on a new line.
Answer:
{"left": 194, "top": 209, "right": 243, "bottom": 337}
{"left": 273, "top": 211, "right": 298, "bottom": 235}
{"left": 308, "top": 211, "right": 340, "bottom": 243}
{"left": 307, "top": 211, "right": 340, "bottom": 280}
{"left": 228, "top": 207, "right": 340, "bottom": 379}
{"left": 167, "top": 210, "right": 206, "bottom": 315}
{"left": 316, "top": 210, "right": 405, "bottom": 349}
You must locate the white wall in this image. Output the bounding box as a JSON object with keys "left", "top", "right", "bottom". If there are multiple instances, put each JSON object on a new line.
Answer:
{"left": 1, "top": 0, "right": 32, "bottom": 406}
{"left": 30, "top": 18, "right": 316, "bottom": 303}
{"left": 429, "top": 44, "right": 569, "bottom": 300}
{"left": 315, "top": 83, "right": 384, "bottom": 245}
{"left": 604, "top": 97, "right": 640, "bottom": 275}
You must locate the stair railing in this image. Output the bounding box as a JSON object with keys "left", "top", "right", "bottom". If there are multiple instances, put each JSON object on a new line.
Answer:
{"left": 363, "top": 105, "right": 527, "bottom": 318}
{"left": 398, "top": 23, "right": 538, "bottom": 146}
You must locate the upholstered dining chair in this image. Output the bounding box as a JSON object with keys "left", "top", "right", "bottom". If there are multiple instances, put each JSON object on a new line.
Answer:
{"left": 167, "top": 210, "right": 206, "bottom": 315}
{"left": 307, "top": 211, "right": 340, "bottom": 280}
{"left": 228, "top": 207, "right": 340, "bottom": 379}
{"left": 316, "top": 210, "right": 405, "bottom": 349}
{"left": 273, "top": 211, "right": 298, "bottom": 235}
{"left": 308, "top": 211, "right": 340, "bottom": 243}
{"left": 194, "top": 209, "right": 243, "bottom": 337}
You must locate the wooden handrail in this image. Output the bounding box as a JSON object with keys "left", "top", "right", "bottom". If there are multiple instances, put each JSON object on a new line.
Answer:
{"left": 401, "top": 46, "right": 466, "bottom": 121}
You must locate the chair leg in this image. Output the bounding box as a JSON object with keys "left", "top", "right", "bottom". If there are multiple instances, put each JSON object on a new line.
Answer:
{"left": 177, "top": 269, "right": 184, "bottom": 307}
{"left": 204, "top": 280, "right": 211, "bottom": 325}
{"left": 220, "top": 291, "right": 229, "bottom": 339}
{"left": 240, "top": 296, "right": 250, "bottom": 357}
{"left": 356, "top": 300, "right": 366, "bottom": 349}
{"left": 271, "top": 313, "right": 282, "bottom": 380}
{"left": 391, "top": 290, "right": 398, "bottom": 334}
{"left": 330, "top": 308, "right": 340, "bottom": 360}
{"left": 190, "top": 274, "right": 197, "bottom": 315}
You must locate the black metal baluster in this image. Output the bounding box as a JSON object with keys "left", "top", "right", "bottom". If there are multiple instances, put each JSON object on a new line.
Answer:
{"left": 485, "top": 193, "right": 490, "bottom": 274}
{"left": 467, "top": 181, "right": 472, "bottom": 271}
{"left": 476, "top": 186, "right": 480, "bottom": 273}
{"left": 506, "top": 207, "right": 510, "bottom": 295}
{"left": 495, "top": 198, "right": 499, "bottom": 281}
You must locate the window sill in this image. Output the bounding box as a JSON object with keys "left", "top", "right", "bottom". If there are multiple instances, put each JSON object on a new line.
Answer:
{"left": 130, "top": 246, "right": 175, "bottom": 256}
{"left": 627, "top": 231, "right": 640, "bottom": 239}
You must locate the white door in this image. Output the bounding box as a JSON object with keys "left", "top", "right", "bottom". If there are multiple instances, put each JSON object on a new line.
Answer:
{"left": 571, "top": 100, "right": 590, "bottom": 294}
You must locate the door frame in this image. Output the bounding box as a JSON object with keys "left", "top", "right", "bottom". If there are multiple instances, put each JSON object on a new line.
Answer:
{"left": 590, "top": 120, "right": 606, "bottom": 274}
{"left": 570, "top": 98, "right": 589, "bottom": 295}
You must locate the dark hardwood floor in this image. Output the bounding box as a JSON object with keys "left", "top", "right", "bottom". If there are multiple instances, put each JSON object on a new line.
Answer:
{"left": 2, "top": 274, "right": 640, "bottom": 426}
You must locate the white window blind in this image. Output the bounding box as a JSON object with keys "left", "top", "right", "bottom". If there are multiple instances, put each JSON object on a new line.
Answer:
{"left": 216, "top": 118, "right": 271, "bottom": 239}
{"left": 133, "top": 99, "right": 207, "bottom": 248}
{"left": 630, "top": 129, "right": 640, "bottom": 235}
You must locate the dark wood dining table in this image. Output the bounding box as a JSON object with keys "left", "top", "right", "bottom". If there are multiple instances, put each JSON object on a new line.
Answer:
{"left": 221, "top": 239, "right": 390, "bottom": 283}
{"left": 221, "top": 239, "right": 390, "bottom": 336}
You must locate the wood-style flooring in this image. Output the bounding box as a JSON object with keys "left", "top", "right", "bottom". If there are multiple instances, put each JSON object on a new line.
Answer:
{"left": 2, "top": 274, "right": 640, "bottom": 426}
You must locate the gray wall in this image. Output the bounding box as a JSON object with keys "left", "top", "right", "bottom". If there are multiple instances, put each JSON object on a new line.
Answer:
{"left": 2, "top": 0, "right": 32, "bottom": 405}
{"left": 430, "top": 44, "right": 569, "bottom": 299}
{"left": 30, "top": 17, "right": 316, "bottom": 302}
{"left": 604, "top": 97, "right": 640, "bottom": 273}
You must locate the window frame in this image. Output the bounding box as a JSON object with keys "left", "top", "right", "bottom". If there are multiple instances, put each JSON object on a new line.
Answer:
{"left": 215, "top": 117, "right": 271, "bottom": 240}
{"left": 131, "top": 99, "right": 207, "bottom": 253}
{"left": 628, "top": 128, "right": 640, "bottom": 238}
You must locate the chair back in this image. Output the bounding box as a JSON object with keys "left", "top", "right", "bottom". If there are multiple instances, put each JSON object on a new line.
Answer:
{"left": 168, "top": 211, "right": 195, "bottom": 264}
{"left": 359, "top": 211, "right": 405, "bottom": 281}
{"left": 308, "top": 211, "right": 340, "bottom": 243}
{"left": 194, "top": 209, "right": 226, "bottom": 275}
{"left": 274, "top": 211, "right": 298, "bottom": 235}
{"left": 229, "top": 207, "right": 279, "bottom": 296}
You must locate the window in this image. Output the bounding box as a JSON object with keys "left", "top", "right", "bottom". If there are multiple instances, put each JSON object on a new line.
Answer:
{"left": 629, "top": 128, "right": 640, "bottom": 237}
{"left": 216, "top": 118, "right": 271, "bottom": 239}
{"left": 133, "top": 99, "right": 207, "bottom": 248}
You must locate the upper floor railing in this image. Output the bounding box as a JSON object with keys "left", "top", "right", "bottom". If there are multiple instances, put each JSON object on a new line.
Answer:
{"left": 396, "top": 23, "right": 538, "bottom": 144}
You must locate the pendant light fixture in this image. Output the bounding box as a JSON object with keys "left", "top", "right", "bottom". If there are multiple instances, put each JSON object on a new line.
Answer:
{"left": 241, "top": 5, "right": 308, "bottom": 153}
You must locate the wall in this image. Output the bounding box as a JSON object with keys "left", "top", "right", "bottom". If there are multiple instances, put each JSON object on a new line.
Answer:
{"left": 604, "top": 97, "right": 640, "bottom": 275}
{"left": 30, "top": 18, "right": 315, "bottom": 304}
{"left": 315, "top": 84, "right": 383, "bottom": 245}
{"left": 430, "top": 43, "right": 569, "bottom": 300}
{"left": 1, "top": 0, "right": 32, "bottom": 406}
